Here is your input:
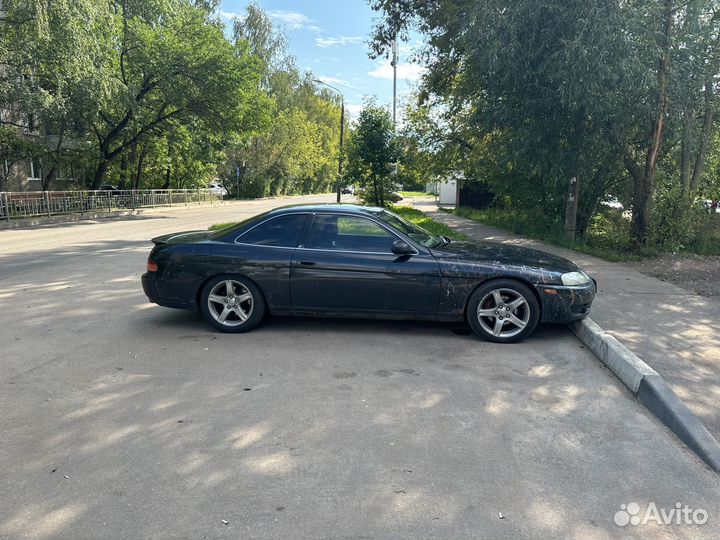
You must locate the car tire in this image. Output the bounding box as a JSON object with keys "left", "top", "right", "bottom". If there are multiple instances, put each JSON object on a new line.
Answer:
{"left": 199, "top": 275, "right": 266, "bottom": 333}
{"left": 466, "top": 279, "right": 540, "bottom": 343}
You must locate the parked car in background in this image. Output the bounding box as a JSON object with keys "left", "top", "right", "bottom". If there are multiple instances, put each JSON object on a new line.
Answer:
{"left": 341, "top": 186, "right": 355, "bottom": 195}
{"left": 208, "top": 182, "right": 229, "bottom": 197}
{"left": 142, "top": 204, "right": 596, "bottom": 343}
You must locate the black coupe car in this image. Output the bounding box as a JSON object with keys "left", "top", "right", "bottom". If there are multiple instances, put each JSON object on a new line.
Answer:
{"left": 142, "top": 204, "right": 596, "bottom": 343}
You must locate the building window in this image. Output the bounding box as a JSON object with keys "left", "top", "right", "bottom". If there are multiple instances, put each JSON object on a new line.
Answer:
{"left": 28, "top": 159, "right": 41, "bottom": 180}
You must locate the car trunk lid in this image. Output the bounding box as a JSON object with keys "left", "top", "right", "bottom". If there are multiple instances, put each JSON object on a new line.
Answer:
{"left": 151, "top": 230, "right": 215, "bottom": 246}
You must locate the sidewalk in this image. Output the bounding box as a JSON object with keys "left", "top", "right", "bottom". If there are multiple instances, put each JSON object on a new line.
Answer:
{"left": 418, "top": 203, "right": 720, "bottom": 442}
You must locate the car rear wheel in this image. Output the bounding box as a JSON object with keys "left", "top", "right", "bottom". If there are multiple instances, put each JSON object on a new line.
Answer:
{"left": 200, "top": 275, "right": 265, "bottom": 333}
{"left": 467, "top": 279, "right": 540, "bottom": 343}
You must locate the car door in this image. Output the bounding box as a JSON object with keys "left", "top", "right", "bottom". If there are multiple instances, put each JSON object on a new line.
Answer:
{"left": 209, "top": 213, "right": 310, "bottom": 309}
{"left": 290, "top": 213, "right": 441, "bottom": 314}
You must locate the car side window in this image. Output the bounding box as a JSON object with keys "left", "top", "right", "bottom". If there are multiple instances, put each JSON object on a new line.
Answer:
{"left": 306, "top": 215, "right": 396, "bottom": 253}
{"left": 237, "top": 214, "right": 308, "bottom": 247}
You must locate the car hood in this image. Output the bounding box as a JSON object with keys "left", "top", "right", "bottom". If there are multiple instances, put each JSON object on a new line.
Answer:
{"left": 430, "top": 240, "right": 579, "bottom": 273}
{"left": 151, "top": 230, "right": 215, "bottom": 245}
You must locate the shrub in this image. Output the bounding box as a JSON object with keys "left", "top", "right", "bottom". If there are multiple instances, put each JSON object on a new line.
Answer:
{"left": 650, "top": 188, "right": 709, "bottom": 251}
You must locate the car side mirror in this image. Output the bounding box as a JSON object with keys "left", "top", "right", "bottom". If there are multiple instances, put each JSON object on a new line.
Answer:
{"left": 392, "top": 240, "right": 415, "bottom": 255}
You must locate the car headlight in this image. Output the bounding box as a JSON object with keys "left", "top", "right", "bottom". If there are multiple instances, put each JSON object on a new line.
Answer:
{"left": 561, "top": 271, "right": 591, "bottom": 286}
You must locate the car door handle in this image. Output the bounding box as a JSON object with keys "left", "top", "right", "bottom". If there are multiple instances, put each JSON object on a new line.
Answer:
{"left": 298, "top": 261, "right": 317, "bottom": 266}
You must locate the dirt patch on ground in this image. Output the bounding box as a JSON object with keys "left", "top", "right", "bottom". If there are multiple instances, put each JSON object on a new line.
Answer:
{"left": 627, "top": 253, "right": 720, "bottom": 297}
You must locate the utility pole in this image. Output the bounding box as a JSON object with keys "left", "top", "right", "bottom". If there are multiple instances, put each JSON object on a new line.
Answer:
{"left": 391, "top": 38, "right": 399, "bottom": 179}
{"left": 391, "top": 38, "right": 398, "bottom": 128}
{"left": 313, "top": 79, "right": 344, "bottom": 203}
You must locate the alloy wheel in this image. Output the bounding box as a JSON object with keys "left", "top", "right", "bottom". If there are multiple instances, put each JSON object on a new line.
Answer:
{"left": 476, "top": 288, "right": 531, "bottom": 339}
{"left": 207, "top": 279, "right": 254, "bottom": 327}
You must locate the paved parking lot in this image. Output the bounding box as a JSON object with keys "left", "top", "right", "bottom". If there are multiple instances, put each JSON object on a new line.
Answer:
{"left": 1, "top": 195, "right": 719, "bottom": 539}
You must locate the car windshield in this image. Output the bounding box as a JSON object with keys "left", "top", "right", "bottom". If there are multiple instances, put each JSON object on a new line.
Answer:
{"left": 375, "top": 209, "right": 445, "bottom": 248}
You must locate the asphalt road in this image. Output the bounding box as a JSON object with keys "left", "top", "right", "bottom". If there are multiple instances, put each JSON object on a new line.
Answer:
{"left": 1, "top": 194, "right": 719, "bottom": 540}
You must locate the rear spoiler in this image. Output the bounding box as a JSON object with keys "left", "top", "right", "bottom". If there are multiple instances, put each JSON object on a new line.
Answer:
{"left": 151, "top": 230, "right": 213, "bottom": 246}
{"left": 151, "top": 234, "right": 173, "bottom": 246}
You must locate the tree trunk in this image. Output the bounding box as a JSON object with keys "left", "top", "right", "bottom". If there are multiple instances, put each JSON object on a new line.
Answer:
{"left": 93, "top": 160, "right": 109, "bottom": 189}
{"left": 690, "top": 75, "right": 714, "bottom": 191}
{"left": 133, "top": 144, "right": 147, "bottom": 190}
{"left": 43, "top": 123, "right": 65, "bottom": 191}
{"left": 631, "top": 0, "right": 673, "bottom": 245}
{"left": 565, "top": 118, "right": 585, "bottom": 241}
{"left": 680, "top": 106, "right": 692, "bottom": 195}
{"left": 163, "top": 164, "right": 171, "bottom": 189}
{"left": 118, "top": 147, "right": 129, "bottom": 189}
{"left": 564, "top": 176, "right": 580, "bottom": 242}
{"left": 42, "top": 166, "right": 56, "bottom": 191}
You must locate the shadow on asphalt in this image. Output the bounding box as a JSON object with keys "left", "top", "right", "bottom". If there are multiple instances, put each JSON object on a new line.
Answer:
{"left": 146, "top": 308, "right": 571, "bottom": 344}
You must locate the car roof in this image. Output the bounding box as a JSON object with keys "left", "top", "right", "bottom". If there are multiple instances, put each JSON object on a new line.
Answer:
{"left": 265, "top": 203, "right": 384, "bottom": 217}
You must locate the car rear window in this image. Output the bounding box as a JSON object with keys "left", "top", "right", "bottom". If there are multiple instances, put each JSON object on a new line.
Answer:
{"left": 236, "top": 214, "right": 308, "bottom": 247}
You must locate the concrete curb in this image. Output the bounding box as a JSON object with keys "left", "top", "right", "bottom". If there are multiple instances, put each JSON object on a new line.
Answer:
{"left": 571, "top": 318, "right": 720, "bottom": 472}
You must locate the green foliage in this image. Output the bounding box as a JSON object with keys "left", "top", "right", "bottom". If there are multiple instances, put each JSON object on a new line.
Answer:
{"left": 449, "top": 206, "right": 643, "bottom": 262}
{"left": 650, "top": 187, "right": 710, "bottom": 251}
{"left": 686, "top": 215, "right": 720, "bottom": 256}
{"left": 345, "top": 99, "right": 401, "bottom": 207}
{"left": 372, "top": 0, "right": 720, "bottom": 253}
{"left": 390, "top": 205, "right": 469, "bottom": 240}
{"left": 222, "top": 7, "right": 342, "bottom": 198}
{"left": 1, "top": 1, "right": 339, "bottom": 196}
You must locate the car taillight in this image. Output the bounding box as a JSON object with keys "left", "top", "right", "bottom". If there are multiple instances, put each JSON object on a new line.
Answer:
{"left": 147, "top": 258, "right": 158, "bottom": 272}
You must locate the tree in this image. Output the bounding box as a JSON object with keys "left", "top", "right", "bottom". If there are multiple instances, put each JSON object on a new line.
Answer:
{"left": 224, "top": 5, "right": 342, "bottom": 198}
{"left": 345, "top": 100, "right": 400, "bottom": 207}
{"left": 89, "top": 0, "right": 269, "bottom": 187}
{"left": 370, "top": 0, "right": 720, "bottom": 246}
{"left": 370, "top": 0, "right": 632, "bottom": 238}
{"left": 1, "top": 0, "right": 113, "bottom": 189}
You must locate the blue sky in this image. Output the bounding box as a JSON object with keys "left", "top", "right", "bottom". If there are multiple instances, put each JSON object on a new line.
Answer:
{"left": 218, "top": 0, "right": 424, "bottom": 121}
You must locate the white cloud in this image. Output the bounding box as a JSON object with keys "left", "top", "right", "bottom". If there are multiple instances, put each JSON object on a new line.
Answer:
{"left": 367, "top": 60, "right": 425, "bottom": 82}
{"left": 344, "top": 103, "right": 364, "bottom": 122}
{"left": 315, "top": 35, "right": 364, "bottom": 48}
{"left": 317, "top": 76, "right": 351, "bottom": 86}
{"left": 219, "top": 11, "right": 240, "bottom": 20}
{"left": 268, "top": 10, "right": 320, "bottom": 32}
{"left": 314, "top": 56, "right": 340, "bottom": 64}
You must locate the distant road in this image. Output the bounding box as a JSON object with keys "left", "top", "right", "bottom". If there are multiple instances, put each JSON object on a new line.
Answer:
{"left": 0, "top": 193, "right": 336, "bottom": 259}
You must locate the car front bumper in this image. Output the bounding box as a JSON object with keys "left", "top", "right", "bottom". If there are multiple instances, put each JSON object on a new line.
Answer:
{"left": 535, "top": 281, "right": 596, "bottom": 323}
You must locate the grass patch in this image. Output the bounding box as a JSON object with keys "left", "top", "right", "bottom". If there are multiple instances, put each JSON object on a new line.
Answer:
{"left": 399, "top": 191, "right": 435, "bottom": 197}
{"left": 445, "top": 206, "right": 646, "bottom": 262}
{"left": 390, "top": 205, "right": 470, "bottom": 240}
{"left": 208, "top": 222, "right": 237, "bottom": 231}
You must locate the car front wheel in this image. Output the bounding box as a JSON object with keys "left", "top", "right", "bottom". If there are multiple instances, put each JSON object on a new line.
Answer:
{"left": 467, "top": 279, "right": 540, "bottom": 343}
{"left": 199, "top": 275, "right": 266, "bottom": 333}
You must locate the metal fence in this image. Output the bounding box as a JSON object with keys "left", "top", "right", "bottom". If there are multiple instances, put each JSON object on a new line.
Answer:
{"left": 0, "top": 189, "right": 222, "bottom": 221}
